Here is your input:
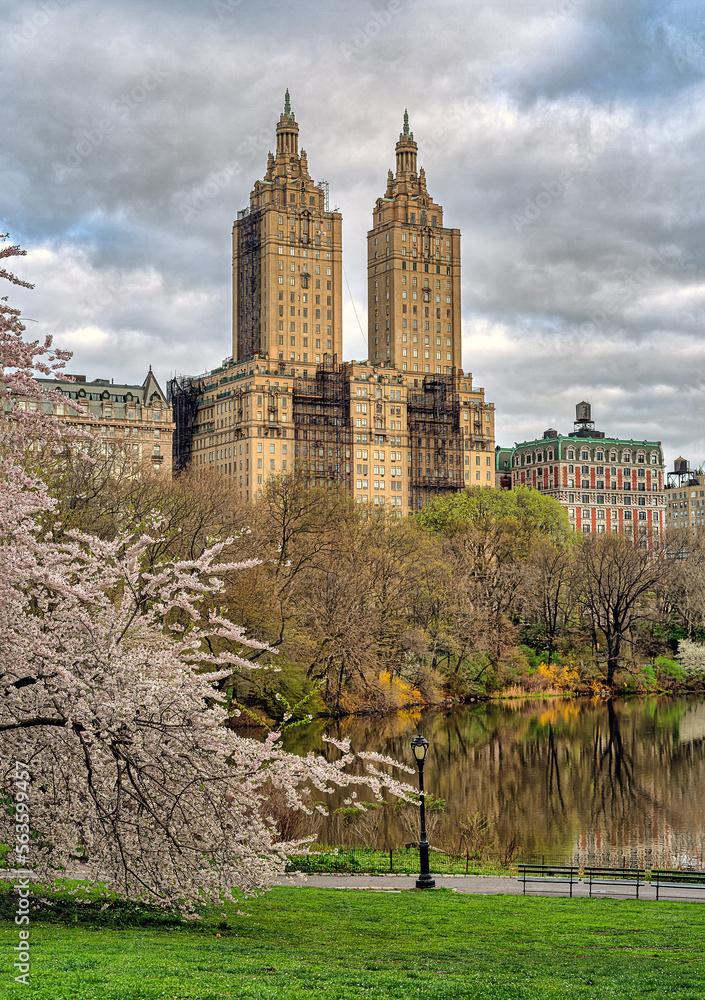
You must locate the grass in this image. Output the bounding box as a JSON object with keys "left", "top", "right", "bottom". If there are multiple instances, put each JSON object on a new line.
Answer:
{"left": 1, "top": 887, "right": 705, "bottom": 999}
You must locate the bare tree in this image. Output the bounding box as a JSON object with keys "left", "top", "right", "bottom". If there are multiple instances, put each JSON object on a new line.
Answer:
{"left": 521, "top": 542, "right": 578, "bottom": 663}
{"left": 574, "top": 535, "right": 668, "bottom": 685}
{"left": 661, "top": 527, "right": 705, "bottom": 639}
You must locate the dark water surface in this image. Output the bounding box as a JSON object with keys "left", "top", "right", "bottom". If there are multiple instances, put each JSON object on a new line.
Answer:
{"left": 282, "top": 697, "right": 705, "bottom": 866}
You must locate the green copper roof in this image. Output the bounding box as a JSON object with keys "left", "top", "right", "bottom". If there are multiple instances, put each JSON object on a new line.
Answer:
{"left": 284, "top": 88, "right": 291, "bottom": 115}
{"left": 399, "top": 108, "right": 413, "bottom": 141}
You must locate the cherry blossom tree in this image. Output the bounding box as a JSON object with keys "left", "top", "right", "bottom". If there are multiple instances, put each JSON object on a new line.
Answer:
{"left": 0, "top": 240, "right": 413, "bottom": 914}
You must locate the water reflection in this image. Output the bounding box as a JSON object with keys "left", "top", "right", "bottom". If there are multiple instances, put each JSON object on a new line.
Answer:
{"left": 281, "top": 697, "right": 705, "bottom": 866}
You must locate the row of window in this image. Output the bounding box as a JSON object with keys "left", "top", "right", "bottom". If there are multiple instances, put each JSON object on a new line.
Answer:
{"left": 375, "top": 234, "right": 451, "bottom": 247}
{"left": 568, "top": 509, "right": 656, "bottom": 523}
{"left": 373, "top": 277, "right": 452, "bottom": 292}
{"left": 519, "top": 448, "right": 658, "bottom": 466}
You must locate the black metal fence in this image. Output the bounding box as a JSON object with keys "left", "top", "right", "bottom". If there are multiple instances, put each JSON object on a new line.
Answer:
{"left": 285, "top": 845, "right": 705, "bottom": 876}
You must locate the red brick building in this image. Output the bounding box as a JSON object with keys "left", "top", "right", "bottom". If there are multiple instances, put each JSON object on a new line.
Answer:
{"left": 497, "top": 402, "right": 666, "bottom": 540}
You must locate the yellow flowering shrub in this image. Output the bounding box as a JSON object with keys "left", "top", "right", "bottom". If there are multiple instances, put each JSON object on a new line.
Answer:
{"left": 536, "top": 660, "right": 582, "bottom": 693}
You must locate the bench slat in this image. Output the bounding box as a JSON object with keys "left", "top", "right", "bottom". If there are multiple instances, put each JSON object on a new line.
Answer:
{"left": 652, "top": 870, "right": 705, "bottom": 899}
{"left": 518, "top": 864, "right": 577, "bottom": 897}
{"left": 585, "top": 867, "right": 645, "bottom": 899}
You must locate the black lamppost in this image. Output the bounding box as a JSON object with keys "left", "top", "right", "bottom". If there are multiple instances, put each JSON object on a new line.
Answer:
{"left": 410, "top": 735, "right": 435, "bottom": 889}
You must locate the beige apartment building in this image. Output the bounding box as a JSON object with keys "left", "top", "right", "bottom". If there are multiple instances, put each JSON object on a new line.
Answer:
{"left": 664, "top": 459, "right": 705, "bottom": 532}
{"left": 367, "top": 111, "right": 462, "bottom": 373}
{"left": 232, "top": 89, "right": 343, "bottom": 367}
{"left": 178, "top": 353, "right": 493, "bottom": 511}
{"left": 31, "top": 370, "right": 174, "bottom": 476}
{"left": 171, "top": 95, "right": 496, "bottom": 511}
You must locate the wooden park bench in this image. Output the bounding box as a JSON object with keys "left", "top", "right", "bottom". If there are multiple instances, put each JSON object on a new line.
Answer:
{"left": 517, "top": 863, "right": 579, "bottom": 897}
{"left": 651, "top": 869, "right": 705, "bottom": 901}
{"left": 585, "top": 866, "right": 646, "bottom": 899}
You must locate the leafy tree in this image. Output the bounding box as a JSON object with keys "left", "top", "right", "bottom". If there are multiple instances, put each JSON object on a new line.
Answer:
{"left": 415, "top": 485, "right": 571, "bottom": 550}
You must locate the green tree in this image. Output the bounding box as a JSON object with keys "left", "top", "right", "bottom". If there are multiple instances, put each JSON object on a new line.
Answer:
{"left": 416, "top": 485, "right": 571, "bottom": 552}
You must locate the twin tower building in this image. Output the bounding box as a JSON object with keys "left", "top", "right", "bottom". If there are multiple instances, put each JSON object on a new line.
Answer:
{"left": 170, "top": 92, "right": 496, "bottom": 511}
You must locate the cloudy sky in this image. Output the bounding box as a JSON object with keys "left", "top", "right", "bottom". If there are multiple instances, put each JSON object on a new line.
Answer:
{"left": 3, "top": 0, "right": 704, "bottom": 469}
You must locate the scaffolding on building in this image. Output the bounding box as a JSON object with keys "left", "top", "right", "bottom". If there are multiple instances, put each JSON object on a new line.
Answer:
{"left": 236, "top": 206, "right": 262, "bottom": 360}
{"left": 407, "top": 371, "right": 464, "bottom": 507}
{"left": 316, "top": 179, "right": 330, "bottom": 213}
{"left": 167, "top": 375, "right": 203, "bottom": 473}
{"left": 292, "top": 355, "right": 352, "bottom": 491}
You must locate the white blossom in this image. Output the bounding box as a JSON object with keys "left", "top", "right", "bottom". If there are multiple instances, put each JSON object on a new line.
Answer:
{"left": 0, "top": 241, "right": 415, "bottom": 916}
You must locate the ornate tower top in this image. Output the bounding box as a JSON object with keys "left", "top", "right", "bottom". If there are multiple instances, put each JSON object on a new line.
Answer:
{"left": 276, "top": 88, "right": 299, "bottom": 157}
{"left": 395, "top": 109, "right": 417, "bottom": 177}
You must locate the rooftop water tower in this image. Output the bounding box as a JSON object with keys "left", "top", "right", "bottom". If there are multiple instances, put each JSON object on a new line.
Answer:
{"left": 570, "top": 400, "right": 605, "bottom": 439}
{"left": 666, "top": 457, "right": 700, "bottom": 490}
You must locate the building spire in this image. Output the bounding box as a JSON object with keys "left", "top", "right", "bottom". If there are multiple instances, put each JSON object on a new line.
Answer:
{"left": 276, "top": 89, "right": 299, "bottom": 157}
{"left": 395, "top": 109, "right": 417, "bottom": 177}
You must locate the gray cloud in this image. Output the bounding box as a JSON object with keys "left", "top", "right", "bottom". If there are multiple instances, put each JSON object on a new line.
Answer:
{"left": 2, "top": 0, "right": 704, "bottom": 471}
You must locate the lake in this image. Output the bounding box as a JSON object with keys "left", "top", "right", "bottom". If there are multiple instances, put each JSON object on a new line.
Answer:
{"left": 282, "top": 697, "right": 705, "bottom": 867}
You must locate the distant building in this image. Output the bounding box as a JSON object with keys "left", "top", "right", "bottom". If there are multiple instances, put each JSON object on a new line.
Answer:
{"left": 170, "top": 94, "right": 496, "bottom": 510}
{"left": 664, "top": 458, "right": 705, "bottom": 532}
{"left": 32, "top": 370, "right": 174, "bottom": 477}
{"left": 496, "top": 402, "right": 666, "bottom": 540}
{"left": 495, "top": 446, "right": 512, "bottom": 489}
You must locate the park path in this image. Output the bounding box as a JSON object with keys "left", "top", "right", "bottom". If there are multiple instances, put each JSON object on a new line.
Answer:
{"left": 274, "top": 873, "right": 704, "bottom": 901}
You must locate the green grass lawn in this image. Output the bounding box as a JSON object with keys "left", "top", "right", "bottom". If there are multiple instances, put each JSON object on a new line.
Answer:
{"left": 1, "top": 887, "right": 704, "bottom": 999}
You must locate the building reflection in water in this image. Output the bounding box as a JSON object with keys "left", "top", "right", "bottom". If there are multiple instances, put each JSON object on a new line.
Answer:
{"left": 281, "top": 697, "right": 705, "bottom": 867}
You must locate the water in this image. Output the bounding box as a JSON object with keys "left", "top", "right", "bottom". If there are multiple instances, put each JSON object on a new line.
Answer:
{"left": 281, "top": 697, "right": 705, "bottom": 867}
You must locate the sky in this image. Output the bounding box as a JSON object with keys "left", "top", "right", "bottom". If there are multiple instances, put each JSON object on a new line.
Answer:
{"left": 2, "top": 0, "right": 704, "bottom": 471}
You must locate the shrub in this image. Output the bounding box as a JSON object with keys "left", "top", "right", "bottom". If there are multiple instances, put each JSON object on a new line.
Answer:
{"left": 654, "top": 656, "right": 686, "bottom": 684}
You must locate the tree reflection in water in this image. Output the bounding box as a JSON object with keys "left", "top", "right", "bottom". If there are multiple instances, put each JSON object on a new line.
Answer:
{"left": 546, "top": 723, "right": 565, "bottom": 818}
{"left": 591, "top": 700, "right": 650, "bottom": 829}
